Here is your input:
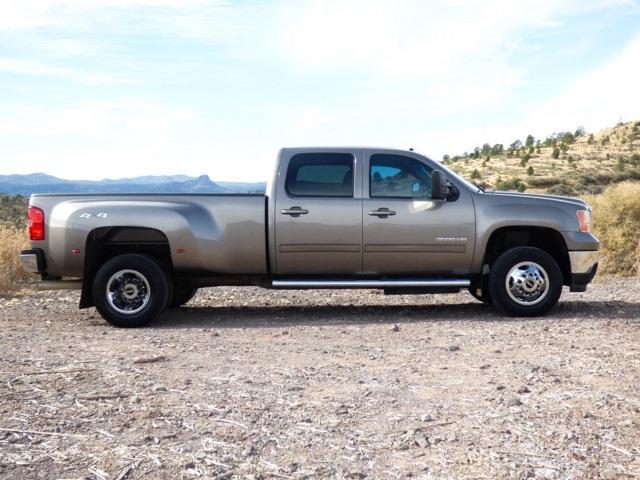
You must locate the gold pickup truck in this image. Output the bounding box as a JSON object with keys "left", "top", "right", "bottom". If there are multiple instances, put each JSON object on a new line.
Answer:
{"left": 20, "top": 147, "right": 599, "bottom": 327}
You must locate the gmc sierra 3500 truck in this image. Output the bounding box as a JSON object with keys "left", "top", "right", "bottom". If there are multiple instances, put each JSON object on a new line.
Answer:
{"left": 20, "top": 147, "right": 599, "bottom": 327}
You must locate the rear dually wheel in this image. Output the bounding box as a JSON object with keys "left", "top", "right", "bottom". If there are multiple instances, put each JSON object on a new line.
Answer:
{"left": 92, "top": 254, "right": 172, "bottom": 328}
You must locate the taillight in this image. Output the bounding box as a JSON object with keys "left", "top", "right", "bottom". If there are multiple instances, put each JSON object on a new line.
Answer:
{"left": 28, "top": 206, "right": 45, "bottom": 241}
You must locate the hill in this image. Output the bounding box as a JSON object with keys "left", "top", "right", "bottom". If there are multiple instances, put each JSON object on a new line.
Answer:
{"left": 442, "top": 120, "right": 640, "bottom": 195}
{"left": 0, "top": 174, "right": 266, "bottom": 196}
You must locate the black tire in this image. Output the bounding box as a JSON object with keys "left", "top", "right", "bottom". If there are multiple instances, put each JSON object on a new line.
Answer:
{"left": 92, "top": 254, "right": 172, "bottom": 328}
{"left": 169, "top": 282, "right": 198, "bottom": 309}
{"left": 489, "top": 246, "right": 562, "bottom": 317}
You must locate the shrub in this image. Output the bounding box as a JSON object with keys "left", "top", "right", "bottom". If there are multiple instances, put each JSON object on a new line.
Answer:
{"left": 546, "top": 183, "right": 577, "bottom": 196}
{"left": 0, "top": 224, "right": 31, "bottom": 295}
{"left": 584, "top": 182, "right": 640, "bottom": 276}
{"left": 527, "top": 166, "right": 534, "bottom": 176}
{"left": 527, "top": 177, "right": 561, "bottom": 188}
{"left": 552, "top": 147, "right": 560, "bottom": 159}
{"left": 496, "top": 177, "right": 525, "bottom": 192}
{"left": 471, "top": 169, "right": 481, "bottom": 180}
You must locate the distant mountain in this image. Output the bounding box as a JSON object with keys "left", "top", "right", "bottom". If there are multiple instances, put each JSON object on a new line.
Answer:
{"left": 0, "top": 173, "right": 267, "bottom": 196}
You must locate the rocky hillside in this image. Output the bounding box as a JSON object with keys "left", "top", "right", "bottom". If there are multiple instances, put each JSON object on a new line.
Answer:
{"left": 442, "top": 120, "right": 640, "bottom": 195}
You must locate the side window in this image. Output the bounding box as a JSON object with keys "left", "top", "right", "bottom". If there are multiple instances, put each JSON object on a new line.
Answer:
{"left": 369, "top": 154, "right": 431, "bottom": 198}
{"left": 286, "top": 153, "right": 354, "bottom": 197}
{"left": 370, "top": 154, "right": 432, "bottom": 198}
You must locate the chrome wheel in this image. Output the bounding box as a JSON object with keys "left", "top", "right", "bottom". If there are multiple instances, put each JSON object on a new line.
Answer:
{"left": 505, "top": 261, "right": 550, "bottom": 306}
{"left": 106, "top": 269, "right": 151, "bottom": 315}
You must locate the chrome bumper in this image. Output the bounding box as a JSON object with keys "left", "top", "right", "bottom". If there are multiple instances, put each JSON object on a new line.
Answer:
{"left": 20, "top": 251, "right": 41, "bottom": 273}
{"left": 569, "top": 250, "right": 599, "bottom": 274}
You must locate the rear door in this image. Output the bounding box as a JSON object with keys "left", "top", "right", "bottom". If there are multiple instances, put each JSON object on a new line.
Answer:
{"left": 362, "top": 149, "right": 475, "bottom": 275}
{"left": 274, "top": 149, "right": 363, "bottom": 274}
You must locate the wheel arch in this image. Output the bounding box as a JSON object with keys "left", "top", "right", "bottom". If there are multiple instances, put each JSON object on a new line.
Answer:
{"left": 481, "top": 226, "right": 570, "bottom": 286}
{"left": 80, "top": 226, "right": 173, "bottom": 308}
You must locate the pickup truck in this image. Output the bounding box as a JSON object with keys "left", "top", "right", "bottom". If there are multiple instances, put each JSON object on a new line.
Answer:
{"left": 20, "top": 147, "right": 600, "bottom": 327}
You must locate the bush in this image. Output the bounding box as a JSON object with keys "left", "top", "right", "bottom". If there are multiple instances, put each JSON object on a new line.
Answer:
{"left": 552, "top": 147, "right": 560, "bottom": 159}
{"left": 527, "top": 177, "right": 561, "bottom": 188}
{"left": 527, "top": 166, "right": 534, "bottom": 176}
{"left": 496, "top": 178, "right": 525, "bottom": 192}
{"left": 584, "top": 182, "right": 640, "bottom": 276}
{"left": 546, "top": 183, "right": 577, "bottom": 196}
{"left": 0, "top": 224, "right": 31, "bottom": 295}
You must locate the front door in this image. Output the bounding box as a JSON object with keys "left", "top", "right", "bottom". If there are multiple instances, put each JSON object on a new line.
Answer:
{"left": 275, "top": 150, "right": 363, "bottom": 274}
{"left": 362, "top": 150, "right": 475, "bottom": 275}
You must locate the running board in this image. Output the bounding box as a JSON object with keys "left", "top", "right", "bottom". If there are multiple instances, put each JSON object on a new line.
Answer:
{"left": 271, "top": 278, "right": 470, "bottom": 289}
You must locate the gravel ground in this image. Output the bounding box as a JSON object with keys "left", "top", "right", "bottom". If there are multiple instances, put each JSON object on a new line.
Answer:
{"left": 0, "top": 278, "right": 639, "bottom": 479}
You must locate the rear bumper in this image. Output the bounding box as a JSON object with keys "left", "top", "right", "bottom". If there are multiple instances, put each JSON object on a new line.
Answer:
{"left": 568, "top": 250, "right": 599, "bottom": 292}
{"left": 20, "top": 249, "right": 46, "bottom": 274}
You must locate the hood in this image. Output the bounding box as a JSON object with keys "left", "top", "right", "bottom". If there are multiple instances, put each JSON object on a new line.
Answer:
{"left": 484, "top": 190, "right": 589, "bottom": 209}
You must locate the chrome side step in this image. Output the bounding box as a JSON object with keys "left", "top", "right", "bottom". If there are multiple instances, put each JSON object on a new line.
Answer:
{"left": 271, "top": 278, "right": 470, "bottom": 289}
{"left": 38, "top": 280, "right": 82, "bottom": 290}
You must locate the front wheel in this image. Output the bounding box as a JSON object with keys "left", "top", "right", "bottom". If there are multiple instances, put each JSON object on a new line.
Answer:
{"left": 489, "top": 247, "right": 562, "bottom": 317}
{"left": 92, "top": 254, "right": 172, "bottom": 328}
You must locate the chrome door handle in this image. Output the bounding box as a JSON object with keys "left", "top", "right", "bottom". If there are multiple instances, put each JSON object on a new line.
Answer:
{"left": 281, "top": 206, "right": 309, "bottom": 217}
{"left": 368, "top": 208, "right": 396, "bottom": 217}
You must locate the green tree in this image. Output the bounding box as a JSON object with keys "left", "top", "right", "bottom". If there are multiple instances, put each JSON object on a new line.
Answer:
{"left": 442, "top": 154, "right": 450, "bottom": 161}
{"left": 525, "top": 134, "right": 535, "bottom": 147}
{"left": 574, "top": 127, "right": 586, "bottom": 138}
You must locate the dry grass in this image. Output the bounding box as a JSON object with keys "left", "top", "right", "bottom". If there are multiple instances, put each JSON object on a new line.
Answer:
{"left": 0, "top": 223, "right": 31, "bottom": 295}
{"left": 585, "top": 182, "right": 640, "bottom": 276}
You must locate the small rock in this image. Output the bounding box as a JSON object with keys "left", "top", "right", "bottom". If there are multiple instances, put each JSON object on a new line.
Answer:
{"left": 496, "top": 385, "right": 505, "bottom": 391}
{"left": 414, "top": 434, "right": 430, "bottom": 448}
{"left": 184, "top": 462, "right": 196, "bottom": 469}
{"left": 153, "top": 385, "right": 167, "bottom": 392}
{"left": 516, "top": 385, "right": 530, "bottom": 394}
{"left": 583, "top": 411, "right": 595, "bottom": 419}
{"left": 448, "top": 345, "right": 460, "bottom": 352}
{"left": 390, "top": 324, "right": 400, "bottom": 332}
{"left": 420, "top": 414, "right": 434, "bottom": 422}
{"left": 507, "top": 397, "right": 523, "bottom": 407}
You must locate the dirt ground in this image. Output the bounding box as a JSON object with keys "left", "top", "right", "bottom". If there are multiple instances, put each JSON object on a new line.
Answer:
{"left": 0, "top": 278, "right": 639, "bottom": 480}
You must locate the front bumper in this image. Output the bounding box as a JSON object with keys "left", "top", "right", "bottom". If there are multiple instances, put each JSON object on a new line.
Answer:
{"left": 20, "top": 249, "right": 46, "bottom": 274}
{"left": 568, "top": 250, "right": 599, "bottom": 292}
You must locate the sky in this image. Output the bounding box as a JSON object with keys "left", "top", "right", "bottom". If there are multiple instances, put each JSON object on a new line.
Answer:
{"left": 0, "top": 0, "right": 639, "bottom": 182}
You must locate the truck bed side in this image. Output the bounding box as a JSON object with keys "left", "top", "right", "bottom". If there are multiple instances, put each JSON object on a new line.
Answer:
{"left": 29, "top": 194, "right": 268, "bottom": 278}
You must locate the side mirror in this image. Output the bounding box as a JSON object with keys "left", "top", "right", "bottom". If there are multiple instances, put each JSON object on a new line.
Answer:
{"left": 431, "top": 170, "right": 450, "bottom": 200}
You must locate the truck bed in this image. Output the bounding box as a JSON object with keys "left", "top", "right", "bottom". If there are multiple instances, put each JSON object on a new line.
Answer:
{"left": 29, "top": 193, "right": 268, "bottom": 278}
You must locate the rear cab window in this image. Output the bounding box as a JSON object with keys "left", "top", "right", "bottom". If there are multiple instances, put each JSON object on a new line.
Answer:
{"left": 286, "top": 153, "right": 354, "bottom": 197}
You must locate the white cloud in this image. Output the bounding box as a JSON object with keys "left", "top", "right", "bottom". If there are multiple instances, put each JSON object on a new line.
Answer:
{"left": 418, "top": 32, "right": 640, "bottom": 159}
{"left": 0, "top": 57, "right": 140, "bottom": 84}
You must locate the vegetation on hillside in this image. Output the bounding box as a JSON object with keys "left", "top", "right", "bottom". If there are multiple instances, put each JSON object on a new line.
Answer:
{"left": 0, "top": 224, "right": 30, "bottom": 295}
{"left": 443, "top": 120, "right": 640, "bottom": 195}
{"left": 586, "top": 182, "right": 640, "bottom": 276}
{"left": 0, "top": 194, "right": 28, "bottom": 227}
{"left": 0, "top": 195, "right": 31, "bottom": 294}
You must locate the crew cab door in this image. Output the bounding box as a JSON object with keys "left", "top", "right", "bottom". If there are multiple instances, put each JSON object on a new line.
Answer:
{"left": 362, "top": 150, "right": 475, "bottom": 275}
{"left": 274, "top": 149, "right": 363, "bottom": 274}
